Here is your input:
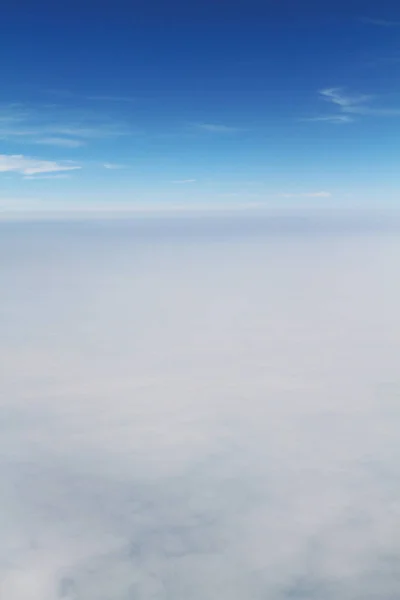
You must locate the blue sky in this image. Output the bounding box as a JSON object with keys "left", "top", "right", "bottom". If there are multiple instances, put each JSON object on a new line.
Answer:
{"left": 2, "top": 0, "right": 400, "bottom": 212}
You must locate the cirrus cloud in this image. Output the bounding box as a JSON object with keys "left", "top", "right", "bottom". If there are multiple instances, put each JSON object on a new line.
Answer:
{"left": 171, "top": 179, "right": 197, "bottom": 184}
{"left": 307, "top": 87, "right": 400, "bottom": 123}
{"left": 281, "top": 191, "right": 332, "bottom": 199}
{"left": 103, "top": 163, "right": 127, "bottom": 169}
{"left": 0, "top": 154, "right": 81, "bottom": 176}
{"left": 193, "top": 123, "right": 242, "bottom": 133}
{"left": 34, "top": 137, "right": 86, "bottom": 148}
{"left": 319, "top": 88, "right": 400, "bottom": 117}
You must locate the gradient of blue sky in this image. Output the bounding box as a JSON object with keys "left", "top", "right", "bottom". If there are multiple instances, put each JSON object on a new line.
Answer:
{"left": 2, "top": 0, "right": 400, "bottom": 210}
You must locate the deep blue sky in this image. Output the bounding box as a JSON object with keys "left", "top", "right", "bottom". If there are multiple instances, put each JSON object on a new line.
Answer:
{"left": 2, "top": 0, "right": 400, "bottom": 211}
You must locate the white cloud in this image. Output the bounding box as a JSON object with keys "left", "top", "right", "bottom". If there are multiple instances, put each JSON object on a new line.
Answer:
{"left": 103, "top": 163, "right": 127, "bottom": 169}
{"left": 1, "top": 217, "right": 400, "bottom": 599}
{"left": 46, "top": 89, "right": 135, "bottom": 103}
{"left": 360, "top": 17, "right": 400, "bottom": 27}
{"left": 0, "top": 154, "right": 81, "bottom": 175}
{"left": 317, "top": 88, "right": 400, "bottom": 118}
{"left": 52, "top": 126, "right": 128, "bottom": 138}
{"left": 303, "top": 115, "right": 354, "bottom": 124}
{"left": 87, "top": 95, "right": 135, "bottom": 103}
{"left": 0, "top": 109, "right": 28, "bottom": 124}
{"left": 23, "top": 174, "right": 72, "bottom": 180}
{"left": 0, "top": 127, "right": 39, "bottom": 137}
{"left": 171, "top": 179, "right": 197, "bottom": 184}
{"left": 193, "top": 123, "right": 241, "bottom": 133}
{"left": 0, "top": 124, "right": 126, "bottom": 141}
{"left": 367, "top": 55, "right": 400, "bottom": 67}
{"left": 281, "top": 191, "right": 332, "bottom": 198}
{"left": 362, "top": 106, "right": 400, "bottom": 116}
{"left": 320, "top": 87, "right": 372, "bottom": 109}
{"left": 34, "top": 137, "right": 85, "bottom": 148}
{"left": 0, "top": 104, "right": 132, "bottom": 146}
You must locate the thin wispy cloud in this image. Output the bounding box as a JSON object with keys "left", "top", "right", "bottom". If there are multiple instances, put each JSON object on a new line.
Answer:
{"left": 171, "top": 179, "right": 197, "bottom": 184}
{"left": 0, "top": 110, "right": 28, "bottom": 124}
{"left": 40, "top": 125, "right": 129, "bottom": 138}
{"left": 0, "top": 104, "right": 132, "bottom": 146}
{"left": 34, "top": 137, "right": 86, "bottom": 148}
{"left": 302, "top": 115, "right": 353, "bottom": 124}
{"left": 23, "top": 173, "right": 72, "bottom": 180}
{"left": 0, "top": 154, "right": 81, "bottom": 176}
{"left": 320, "top": 88, "right": 373, "bottom": 110}
{"left": 308, "top": 87, "right": 400, "bottom": 122}
{"left": 281, "top": 191, "right": 332, "bottom": 199}
{"left": 360, "top": 17, "right": 400, "bottom": 27}
{"left": 0, "top": 123, "right": 129, "bottom": 157}
{"left": 366, "top": 55, "right": 400, "bottom": 67}
{"left": 87, "top": 95, "right": 135, "bottom": 103}
{"left": 103, "top": 163, "right": 127, "bottom": 169}
{"left": 46, "top": 89, "right": 135, "bottom": 103}
{"left": 193, "top": 123, "right": 242, "bottom": 133}
{"left": 45, "top": 88, "right": 77, "bottom": 98}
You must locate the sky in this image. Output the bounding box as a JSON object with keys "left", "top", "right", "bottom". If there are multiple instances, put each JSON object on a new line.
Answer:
{"left": 2, "top": 0, "right": 400, "bottom": 213}
{"left": 1, "top": 215, "right": 400, "bottom": 599}
{"left": 3, "top": 4, "right": 400, "bottom": 597}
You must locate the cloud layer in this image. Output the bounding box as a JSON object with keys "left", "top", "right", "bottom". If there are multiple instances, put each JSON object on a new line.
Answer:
{"left": 1, "top": 214, "right": 400, "bottom": 600}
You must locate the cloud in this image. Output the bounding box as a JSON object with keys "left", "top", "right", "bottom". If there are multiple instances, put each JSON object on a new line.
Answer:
{"left": 310, "top": 88, "right": 400, "bottom": 121}
{"left": 103, "top": 163, "right": 127, "bottom": 169}
{"left": 0, "top": 106, "right": 29, "bottom": 124}
{"left": 319, "top": 88, "right": 372, "bottom": 110}
{"left": 366, "top": 55, "right": 400, "bottom": 67}
{"left": 1, "top": 216, "right": 400, "bottom": 599}
{"left": 360, "top": 17, "right": 400, "bottom": 27}
{"left": 0, "top": 154, "right": 81, "bottom": 175}
{"left": 23, "top": 174, "right": 72, "bottom": 180}
{"left": 46, "top": 89, "right": 135, "bottom": 103}
{"left": 50, "top": 126, "right": 129, "bottom": 138}
{"left": 34, "top": 137, "right": 85, "bottom": 148}
{"left": 86, "top": 95, "right": 135, "bottom": 103}
{"left": 171, "top": 179, "right": 197, "bottom": 184}
{"left": 0, "top": 104, "right": 132, "bottom": 146}
{"left": 0, "top": 124, "right": 126, "bottom": 140}
{"left": 193, "top": 123, "right": 241, "bottom": 133}
{"left": 281, "top": 191, "right": 332, "bottom": 198}
{"left": 302, "top": 115, "right": 353, "bottom": 124}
